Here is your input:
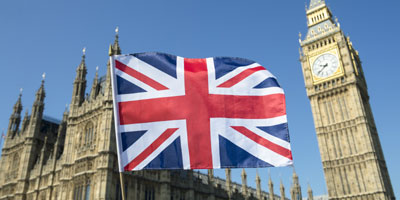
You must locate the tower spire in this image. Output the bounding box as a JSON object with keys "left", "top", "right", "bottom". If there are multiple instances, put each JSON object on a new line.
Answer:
{"left": 307, "top": 183, "right": 314, "bottom": 200}
{"left": 32, "top": 74, "right": 46, "bottom": 118}
{"left": 21, "top": 109, "right": 29, "bottom": 131}
{"left": 241, "top": 168, "right": 248, "bottom": 199}
{"left": 71, "top": 48, "right": 87, "bottom": 106}
{"left": 290, "top": 169, "right": 302, "bottom": 200}
{"left": 90, "top": 66, "right": 99, "bottom": 100}
{"left": 8, "top": 89, "right": 23, "bottom": 136}
{"left": 225, "top": 168, "right": 232, "bottom": 199}
{"left": 208, "top": 169, "right": 214, "bottom": 184}
{"left": 256, "top": 170, "right": 261, "bottom": 200}
{"left": 268, "top": 170, "right": 274, "bottom": 200}
{"left": 80, "top": 48, "right": 87, "bottom": 69}
{"left": 14, "top": 88, "right": 23, "bottom": 113}
{"left": 280, "top": 179, "right": 285, "bottom": 200}
{"left": 109, "top": 26, "right": 121, "bottom": 56}
{"left": 303, "top": 0, "right": 336, "bottom": 40}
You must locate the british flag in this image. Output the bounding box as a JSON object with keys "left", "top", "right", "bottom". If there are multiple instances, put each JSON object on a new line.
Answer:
{"left": 110, "top": 52, "right": 293, "bottom": 171}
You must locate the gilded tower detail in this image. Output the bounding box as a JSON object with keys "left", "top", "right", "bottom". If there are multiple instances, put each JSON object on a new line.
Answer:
{"left": 299, "top": 0, "right": 395, "bottom": 199}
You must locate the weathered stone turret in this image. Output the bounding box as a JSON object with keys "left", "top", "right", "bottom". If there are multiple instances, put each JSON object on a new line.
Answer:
{"left": 71, "top": 48, "right": 87, "bottom": 107}
{"left": 7, "top": 89, "right": 22, "bottom": 138}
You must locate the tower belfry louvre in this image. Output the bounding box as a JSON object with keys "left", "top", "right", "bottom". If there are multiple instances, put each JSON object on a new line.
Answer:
{"left": 299, "top": 0, "right": 395, "bottom": 199}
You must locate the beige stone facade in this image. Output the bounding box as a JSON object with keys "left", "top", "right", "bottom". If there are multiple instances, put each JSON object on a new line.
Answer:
{"left": 299, "top": 0, "right": 395, "bottom": 199}
{"left": 0, "top": 35, "right": 292, "bottom": 200}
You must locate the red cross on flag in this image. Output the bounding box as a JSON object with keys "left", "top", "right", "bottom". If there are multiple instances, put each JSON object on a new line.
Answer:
{"left": 110, "top": 52, "right": 293, "bottom": 171}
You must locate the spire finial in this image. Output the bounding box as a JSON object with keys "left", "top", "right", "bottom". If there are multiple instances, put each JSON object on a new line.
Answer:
{"left": 41, "top": 73, "right": 46, "bottom": 85}
{"left": 96, "top": 66, "right": 99, "bottom": 72}
{"left": 111, "top": 27, "right": 121, "bottom": 55}
{"left": 19, "top": 88, "right": 23, "bottom": 97}
{"left": 78, "top": 47, "right": 87, "bottom": 70}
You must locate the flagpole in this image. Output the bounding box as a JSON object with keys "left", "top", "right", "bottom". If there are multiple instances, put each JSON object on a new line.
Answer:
{"left": 119, "top": 172, "right": 126, "bottom": 200}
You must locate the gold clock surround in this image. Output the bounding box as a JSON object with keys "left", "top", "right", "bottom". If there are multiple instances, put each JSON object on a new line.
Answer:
{"left": 308, "top": 47, "right": 344, "bottom": 84}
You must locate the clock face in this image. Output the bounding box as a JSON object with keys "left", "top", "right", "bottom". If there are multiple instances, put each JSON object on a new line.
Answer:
{"left": 312, "top": 53, "right": 339, "bottom": 78}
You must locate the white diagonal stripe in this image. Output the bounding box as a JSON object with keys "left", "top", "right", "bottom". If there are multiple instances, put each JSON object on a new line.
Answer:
{"left": 115, "top": 55, "right": 177, "bottom": 89}
{"left": 133, "top": 130, "right": 181, "bottom": 170}
{"left": 221, "top": 127, "right": 292, "bottom": 166}
{"left": 213, "top": 63, "right": 261, "bottom": 86}
{"left": 115, "top": 68, "right": 156, "bottom": 92}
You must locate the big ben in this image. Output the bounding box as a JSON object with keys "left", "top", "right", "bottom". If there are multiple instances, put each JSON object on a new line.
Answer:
{"left": 299, "top": 0, "right": 395, "bottom": 199}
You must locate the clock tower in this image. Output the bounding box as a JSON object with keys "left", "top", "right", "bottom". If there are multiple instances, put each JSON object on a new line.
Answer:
{"left": 299, "top": 0, "right": 395, "bottom": 199}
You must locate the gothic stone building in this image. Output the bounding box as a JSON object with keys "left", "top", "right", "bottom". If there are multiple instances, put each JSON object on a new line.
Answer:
{"left": 0, "top": 33, "right": 299, "bottom": 200}
{"left": 299, "top": 0, "right": 395, "bottom": 199}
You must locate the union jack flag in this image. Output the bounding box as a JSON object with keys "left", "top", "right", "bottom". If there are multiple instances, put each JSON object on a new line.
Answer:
{"left": 110, "top": 52, "right": 293, "bottom": 171}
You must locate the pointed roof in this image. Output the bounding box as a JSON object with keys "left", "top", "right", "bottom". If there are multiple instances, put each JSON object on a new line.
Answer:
{"left": 90, "top": 66, "right": 99, "bottom": 99}
{"left": 109, "top": 27, "right": 121, "bottom": 55}
{"left": 241, "top": 168, "right": 247, "bottom": 177}
{"left": 268, "top": 169, "right": 273, "bottom": 185}
{"left": 256, "top": 170, "right": 261, "bottom": 182}
{"left": 307, "top": 183, "right": 313, "bottom": 199}
{"left": 78, "top": 47, "right": 87, "bottom": 70}
{"left": 63, "top": 104, "right": 69, "bottom": 119}
{"left": 12, "top": 89, "right": 23, "bottom": 114}
{"left": 292, "top": 169, "right": 299, "bottom": 181}
{"left": 309, "top": 0, "right": 325, "bottom": 10}
{"left": 34, "top": 73, "right": 46, "bottom": 103}
{"left": 280, "top": 179, "right": 284, "bottom": 189}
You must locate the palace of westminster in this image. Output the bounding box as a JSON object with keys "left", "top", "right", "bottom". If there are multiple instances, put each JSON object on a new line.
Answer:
{"left": 0, "top": 0, "right": 395, "bottom": 199}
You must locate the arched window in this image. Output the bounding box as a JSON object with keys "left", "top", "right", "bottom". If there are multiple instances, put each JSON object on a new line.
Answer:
{"left": 74, "top": 180, "right": 91, "bottom": 200}
{"left": 84, "top": 122, "right": 94, "bottom": 147}
{"left": 85, "top": 180, "right": 91, "bottom": 200}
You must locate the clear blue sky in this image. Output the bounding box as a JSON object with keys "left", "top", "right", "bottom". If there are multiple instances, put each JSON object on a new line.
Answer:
{"left": 0, "top": 0, "right": 399, "bottom": 198}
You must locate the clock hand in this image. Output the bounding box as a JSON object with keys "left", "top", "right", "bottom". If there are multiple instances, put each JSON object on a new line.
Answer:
{"left": 318, "top": 63, "right": 329, "bottom": 74}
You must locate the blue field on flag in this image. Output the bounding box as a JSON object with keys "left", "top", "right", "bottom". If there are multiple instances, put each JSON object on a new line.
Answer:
{"left": 110, "top": 52, "right": 293, "bottom": 171}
